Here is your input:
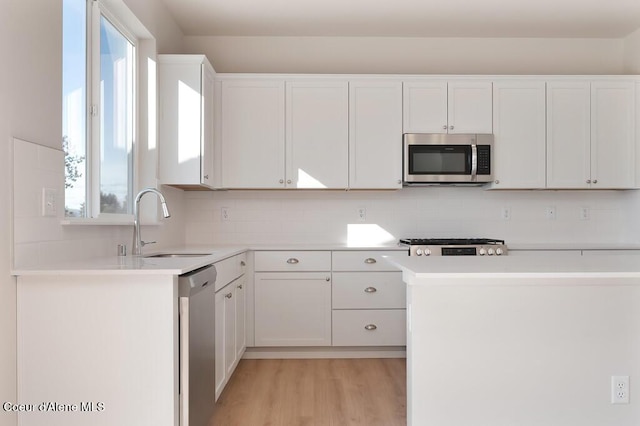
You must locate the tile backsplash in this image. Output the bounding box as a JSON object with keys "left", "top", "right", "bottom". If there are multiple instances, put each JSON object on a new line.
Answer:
{"left": 184, "top": 187, "right": 640, "bottom": 246}
{"left": 12, "top": 139, "right": 184, "bottom": 269}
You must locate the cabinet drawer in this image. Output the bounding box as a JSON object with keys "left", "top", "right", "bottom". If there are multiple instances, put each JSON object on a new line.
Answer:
{"left": 332, "top": 272, "right": 405, "bottom": 309}
{"left": 332, "top": 251, "right": 405, "bottom": 271}
{"left": 254, "top": 251, "right": 331, "bottom": 272}
{"left": 214, "top": 253, "right": 247, "bottom": 292}
{"left": 332, "top": 309, "right": 406, "bottom": 346}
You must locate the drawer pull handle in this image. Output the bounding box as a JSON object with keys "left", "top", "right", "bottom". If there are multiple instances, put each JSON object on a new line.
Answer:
{"left": 225, "top": 293, "right": 233, "bottom": 299}
{"left": 240, "top": 260, "right": 246, "bottom": 267}
{"left": 287, "top": 258, "right": 299, "bottom": 264}
{"left": 364, "top": 324, "right": 377, "bottom": 331}
{"left": 364, "top": 287, "right": 377, "bottom": 293}
{"left": 364, "top": 258, "right": 377, "bottom": 264}
{"left": 326, "top": 277, "right": 330, "bottom": 282}
{"left": 237, "top": 284, "right": 243, "bottom": 289}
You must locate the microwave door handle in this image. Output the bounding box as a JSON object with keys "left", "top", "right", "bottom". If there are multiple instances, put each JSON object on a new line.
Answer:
{"left": 471, "top": 145, "right": 478, "bottom": 180}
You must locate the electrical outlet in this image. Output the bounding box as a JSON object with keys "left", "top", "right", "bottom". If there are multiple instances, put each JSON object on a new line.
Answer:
{"left": 221, "top": 207, "right": 230, "bottom": 222}
{"left": 611, "top": 376, "right": 630, "bottom": 404}
{"left": 580, "top": 207, "right": 590, "bottom": 220}
{"left": 357, "top": 207, "right": 366, "bottom": 222}
{"left": 42, "top": 188, "right": 57, "bottom": 217}
{"left": 545, "top": 206, "right": 556, "bottom": 220}
{"left": 501, "top": 207, "right": 511, "bottom": 221}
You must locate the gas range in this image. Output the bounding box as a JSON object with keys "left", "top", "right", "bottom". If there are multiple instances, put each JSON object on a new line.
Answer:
{"left": 399, "top": 238, "right": 508, "bottom": 257}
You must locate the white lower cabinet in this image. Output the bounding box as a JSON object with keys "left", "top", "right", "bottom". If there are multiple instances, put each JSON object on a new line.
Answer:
{"left": 214, "top": 254, "right": 247, "bottom": 400}
{"left": 331, "top": 251, "right": 407, "bottom": 347}
{"left": 332, "top": 310, "right": 406, "bottom": 346}
{"left": 252, "top": 250, "right": 407, "bottom": 349}
{"left": 254, "top": 272, "right": 332, "bottom": 346}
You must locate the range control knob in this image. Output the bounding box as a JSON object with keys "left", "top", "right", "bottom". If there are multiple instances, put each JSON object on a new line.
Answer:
{"left": 415, "top": 248, "right": 423, "bottom": 256}
{"left": 496, "top": 248, "right": 504, "bottom": 256}
{"left": 487, "top": 248, "right": 495, "bottom": 256}
{"left": 424, "top": 249, "right": 431, "bottom": 256}
{"left": 479, "top": 248, "right": 487, "bottom": 256}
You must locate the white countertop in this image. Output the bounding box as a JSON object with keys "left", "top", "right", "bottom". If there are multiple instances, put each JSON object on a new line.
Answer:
{"left": 384, "top": 253, "right": 640, "bottom": 280}
{"left": 12, "top": 244, "right": 407, "bottom": 276}
{"left": 12, "top": 246, "right": 247, "bottom": 276}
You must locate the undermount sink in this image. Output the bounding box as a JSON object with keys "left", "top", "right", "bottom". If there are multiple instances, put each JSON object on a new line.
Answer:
{"left": 144, "top": 253, "right": 211, "bottom": 258}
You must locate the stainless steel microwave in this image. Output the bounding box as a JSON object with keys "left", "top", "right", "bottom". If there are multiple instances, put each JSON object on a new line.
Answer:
{"left": 403, "top": 133, "right": 493, "bottom": 185}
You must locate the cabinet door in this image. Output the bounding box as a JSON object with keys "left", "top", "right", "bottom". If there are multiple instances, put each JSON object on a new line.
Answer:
{"left": 447, "top": 81, "right": 493, "bottom": 134}
{"left": 285, "top": 81, "right": 348, "bottom": 189}
{"left": 235, "top": 277, "right": 246, "bottom": 360}
{"left": 254, "top": 272, "right": 332, "bottom": 346}
{"left": 214, "top": 289, "right": 226, "bottom": 400}
{"left": 546, "top": 81, "right": 591, "bottom": 189}
{"left": 200, "top": 61, "right": 215, "bottom": 188}
{"left": 220, "top": 80, "right": 285, "bottom": 188}
{"left": 223, "top": 285, "right": 237, "bottom": 377}
{"left": 158, "top": 56, "right": 205, "bottom": 186}
{"left": 403, "top": 81, "right": 448, "bottom": 133}
{"left": 590, "top": 81, "right": 635, "bottom": 189}
{"left": 349, "top": 80, "right": 403, "bottom": 189}
{"left": 490, "top": 81, "right": 546, "bottom": 189}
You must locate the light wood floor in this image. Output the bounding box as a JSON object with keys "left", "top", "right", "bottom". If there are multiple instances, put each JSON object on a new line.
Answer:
{"left": 210, "top": 358, "right": 407, "bottom": 426}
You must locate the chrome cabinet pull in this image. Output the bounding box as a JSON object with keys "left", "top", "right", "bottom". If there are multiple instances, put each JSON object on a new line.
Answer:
{"left": 287, "top": 179, "right": 292, "bottom": 184}
{"left": 240, "top": 260, "right": 246, "bottom": 267}
{"left": 449, "top": 125, "right": 454, "bottom": 130}
{"left": 326, "top": 277, "right": 330, "bottom": 282}
{"left": 204, "top": 174, "right": 209, "bottom": 179}
{"left": 364, "top": 287, "right": 377, "bottom": 293}
{"left": 586, "top": 179, "right": 591, "bottom": 184}
{"left": 593, "top": 179, "right": 598, "bottom": 184}
{"left": 364, "top": 324, "right": 377, "bottom": 331}
{"left": 225, "top": 293, "right": 233, "bottom": 299}
{"left": 287, "top": 258, "right": 299, "bottom": 264}
{"left": 364, "top": 258, "right": 376, "bottom": 264}
{"left": 237, "top": 284, "right": 243, "bottom": 289}
{"left": 442, "top": 125, "right": 447, "bottom": 130}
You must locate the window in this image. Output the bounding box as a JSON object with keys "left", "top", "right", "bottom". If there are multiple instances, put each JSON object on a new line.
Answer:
{"left": 63, "top": 0, "right": 136, "bottom": 218}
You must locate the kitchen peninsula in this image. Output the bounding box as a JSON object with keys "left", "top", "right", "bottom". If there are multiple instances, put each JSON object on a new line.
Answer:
{"left": 385, "top": 254, "right": 640, "bottom": 426}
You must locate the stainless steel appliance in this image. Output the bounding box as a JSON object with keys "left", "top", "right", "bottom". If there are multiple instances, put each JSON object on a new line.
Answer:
{"left": 403, "top": 133, "right": 493, "bottom": 185}
{"left": 179, "top": 265, "right": 217, "bottom": 426}
{"left": 399, "top": 238, "right": 507, "bottom": 257}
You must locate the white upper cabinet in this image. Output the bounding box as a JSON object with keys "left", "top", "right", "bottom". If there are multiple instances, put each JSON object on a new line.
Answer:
{"left": 547, "top": 80, "right": 635, "bottom": 189}
{"left": 590, "top": 81, "right": 635, "bottom": 189}
{"left": 285, "top": 81, "right": 349, "bottom": 189}
{"left": 547, "top": 81, "right": 591, "bottom": 189}
{"left": 403, "top": 80, "right": 493, "bottom": 134}
{"left": 349, "top": 80, "right": 403, "bottom": 189}
{"left": 403, "top": 81, "right": 448, "bottom": 133}
{"left": 490, "top": 81, "right": 547, "bottom": 189}
{"left": 219, "top": 80, "right": 285, "bottom": 188}
{"left": 447, "top": 81, "right": 493, "bottom": 134}
{"left": 158, "top": 55, "right": 215, "bottom": 189}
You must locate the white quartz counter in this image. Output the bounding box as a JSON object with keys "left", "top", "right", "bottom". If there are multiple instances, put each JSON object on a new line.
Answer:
{"left": 12, "top": 244, "right": 407, "bottom": 276}
{"left": 384, "top": 253, "right": 640, "bottom": 280}
{"left": 11, "top": 246, "right": 248, "bottom": 276}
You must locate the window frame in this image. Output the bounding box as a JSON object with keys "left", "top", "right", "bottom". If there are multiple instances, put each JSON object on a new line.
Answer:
{"left": 64, "top": 0, "right": 139, "bottom": 222}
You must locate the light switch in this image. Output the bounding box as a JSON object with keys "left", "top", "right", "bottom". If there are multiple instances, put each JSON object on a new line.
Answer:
{"left": 42, "top": 188, "right": 57, "bottom": 217}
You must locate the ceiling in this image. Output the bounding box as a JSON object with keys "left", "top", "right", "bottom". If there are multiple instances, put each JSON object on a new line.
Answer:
{"left": 160, "top": 0, "right": 640, "bottom": 38}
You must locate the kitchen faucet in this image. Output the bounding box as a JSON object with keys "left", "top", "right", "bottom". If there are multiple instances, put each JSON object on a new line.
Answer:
{"left": 132, "top": 188, "right": 171, "bottom": 256}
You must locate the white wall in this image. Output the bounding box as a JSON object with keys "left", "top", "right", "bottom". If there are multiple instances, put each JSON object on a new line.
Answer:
{"left": 624, "top": 28, "right": 640, "bottom": 73}
{"left": 184, "top": 36, "right": 626, "bottom": 74}
{"left": 184, "top": 188, "right": 639, "bottom": 246}
{"left": 8, "top": 0, "right": 188, "bottom": 271}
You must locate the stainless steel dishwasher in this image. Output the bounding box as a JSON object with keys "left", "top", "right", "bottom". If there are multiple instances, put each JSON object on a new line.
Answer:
{"left": 179, "top": 265, "right": 217, "bottom": 426}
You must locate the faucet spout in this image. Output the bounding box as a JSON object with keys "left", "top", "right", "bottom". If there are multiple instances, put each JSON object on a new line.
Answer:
{"left": 132, "top": 188, "right": 171, "bottom": 256}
